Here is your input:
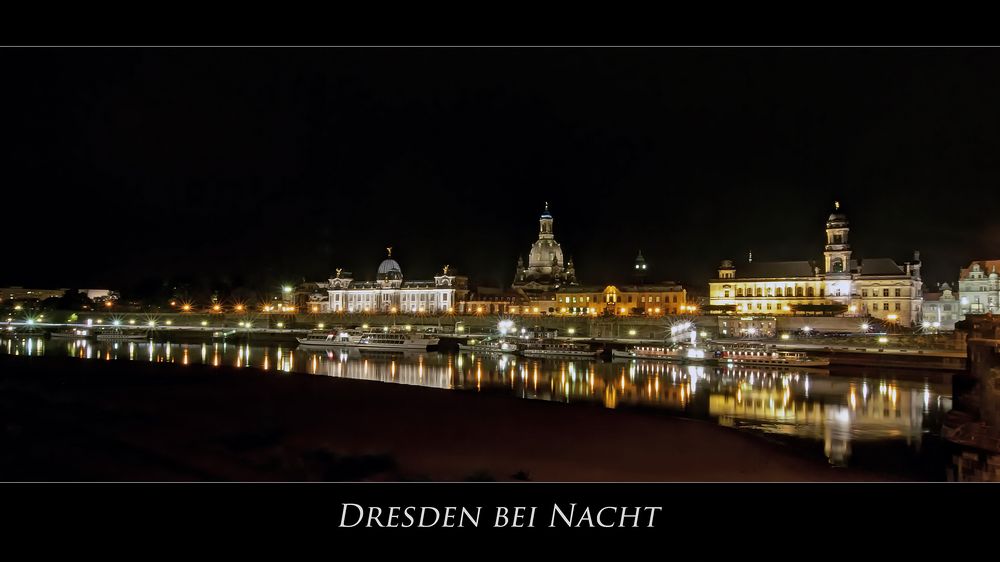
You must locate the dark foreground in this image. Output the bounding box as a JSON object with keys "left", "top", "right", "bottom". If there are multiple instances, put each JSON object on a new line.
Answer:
{"left": 0, "top": 355, "right": 897, "bottom": 481}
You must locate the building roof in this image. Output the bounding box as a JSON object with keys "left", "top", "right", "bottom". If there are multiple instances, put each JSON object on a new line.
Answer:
{"left": 960, "top": 260, "right": 1000, "bottom": 279}
{"left": 854, "top": 258, "right": 905, "bottom": 276}
{"left": 731, "top": 261, "right": 817, "bottom": 279}
{"left": 923, "top": 292, "right": 941, "bottom": 302}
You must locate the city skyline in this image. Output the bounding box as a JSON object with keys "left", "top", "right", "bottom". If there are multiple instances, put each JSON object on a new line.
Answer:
{"left": 4, "top": 49, "right": 1000, "bottom": 291}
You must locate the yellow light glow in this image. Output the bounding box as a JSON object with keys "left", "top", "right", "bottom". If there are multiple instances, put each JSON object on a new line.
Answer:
{"left": 212, "top": 304, "right": 221, "bottom": 312}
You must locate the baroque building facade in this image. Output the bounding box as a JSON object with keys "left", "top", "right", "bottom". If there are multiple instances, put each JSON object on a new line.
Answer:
{"left": 324, "top": 249, "right": 469, "bottom": 314}
{"left": 922, "top": 282, "right": 961, "bottom": 331}
{"left": 958, "top": 260, "right": 1000, "bottom": 316}
{"left": 708, "top": 203, "right": 924, "bottom": 326}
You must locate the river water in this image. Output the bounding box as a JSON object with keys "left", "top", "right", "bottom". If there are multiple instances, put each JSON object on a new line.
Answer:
{"left": 2, "top": 335, "right": 955, "bottom": 478}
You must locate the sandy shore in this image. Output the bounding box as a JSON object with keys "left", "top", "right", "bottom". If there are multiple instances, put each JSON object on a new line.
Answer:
{"left": 0, "top": 355, "right": 894, "bottom": 481}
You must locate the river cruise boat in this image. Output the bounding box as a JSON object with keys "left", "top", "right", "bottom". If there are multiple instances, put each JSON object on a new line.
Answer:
{"left": 51, "top": 328, "right": 93, "bottom": 339}
{"left": 611, "top": 344, "right": 710, "bottom": 363}
{"left": 458, "top": 336, "right": 519, "bottom": 354}
{"left": 716, "top": 342, "right": 830, "bottom": 368}
{"left": 520, "top": 339, "right": 602, "bottom": 359}
{"left": 95, "top": 330, "right": 149, "bottom": 342}
{"left": 298, "top": 330, "right": 438, "bottom": 351}
{"left": 296, "top": 330, "right": 361, "bottom": 348}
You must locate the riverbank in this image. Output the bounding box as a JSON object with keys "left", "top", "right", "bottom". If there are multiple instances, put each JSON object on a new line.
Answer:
{"left": 0, "top": 354, "right": 899, "bottom": 481}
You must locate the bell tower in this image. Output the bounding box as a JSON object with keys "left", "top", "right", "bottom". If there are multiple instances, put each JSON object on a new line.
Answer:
{"left": 538, "top": 201, "right": 554, "bottom": 239}
{"left": 824, "top": 201, "right": 851, "bottom": 274}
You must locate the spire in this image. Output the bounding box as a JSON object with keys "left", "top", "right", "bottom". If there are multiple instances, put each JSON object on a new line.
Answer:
{"left": 748, "top": 249, "right": 753, "bottom": 263}
{"left": 386, "top": 246, "right": 392, "bottom": 257}
{"left": 834, "top": 200, "right": 840, "bottom": 211}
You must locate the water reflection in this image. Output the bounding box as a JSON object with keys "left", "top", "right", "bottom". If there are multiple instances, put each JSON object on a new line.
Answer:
{"left": 1, "top": 337, "right": 952, "bottom": 468}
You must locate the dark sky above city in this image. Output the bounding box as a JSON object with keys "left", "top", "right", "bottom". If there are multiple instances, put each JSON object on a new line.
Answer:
{"left": 3, "top": 48, "right": 999, "bottom": 294}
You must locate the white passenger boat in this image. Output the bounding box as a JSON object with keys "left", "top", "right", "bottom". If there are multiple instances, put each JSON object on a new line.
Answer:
{"left": 298, "top": 330, "right": 438, "bottom": 351}
{"left": 95, "top": 330, "right": 149, "bottom": 341}
{"left": 51, "top": 328, "right": 93, "bottom": 339}
{"left": 611, "top": 344, "right": 709, "bottom": 363}
{"left": 716, "top": 342, "right": 829, "bottom": 368}
{"left": 296, "top": 330, "right": 361, "bottom": 348}
{"left": 458, "top": 336, "right": 519, "bottom": 354}
{"left": 520, "top": 339, "right": 601, "bottom": 358}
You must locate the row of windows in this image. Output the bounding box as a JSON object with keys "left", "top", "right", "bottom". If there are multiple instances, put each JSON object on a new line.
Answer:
{"left": 732, "top": 287, "right": 819, "bottom": 297}
{"left": 861, "top": 288, "right": 904, "bottom": 297}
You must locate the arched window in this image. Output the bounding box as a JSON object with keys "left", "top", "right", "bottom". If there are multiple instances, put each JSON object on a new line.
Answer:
{"left": 796, "top": 286, "right": 803, "bottom": 297}
{"left": 832, "top": 257, "right": 844, "bottom": 272}
{"left": 775, "top": 287, "right": 783, "bottom": 297}
{"left": 736, "top": 288, "right": 743, "bottom": 297}
{"left": 767, "top": 287, "right": 773, "bottom": 296}
{"left": 807, "top": 287, "right": 815, "bottom": 297}
{"left": 755, "top": 287, "right": 763, "bottom": 297}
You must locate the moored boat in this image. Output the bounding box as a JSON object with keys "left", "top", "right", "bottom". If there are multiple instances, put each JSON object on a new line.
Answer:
{"left": 51, "top": 328, "right": 93, "bottom": 339}
{"left": 715, "top": 342, "right": 830, "bottom": 368}
{"left": 298, "top": 329, "right": 437, "bottom": 351}
{"left": 95, "top": 330, "right": 149, "bottom": 341}
{"left": 611, "top": 344, "right": 709, "bottom": 363}
{"left": 520, "top": 339, "right": 601, "bottom": 358}
{"left": 458, "top": 336, "right": 519, "bottom": 354}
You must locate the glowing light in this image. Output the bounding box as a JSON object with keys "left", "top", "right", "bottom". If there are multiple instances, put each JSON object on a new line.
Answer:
{"left": 860, "top": 322, "right": 869, "bottom": 331}
{"left": 887, "top": 314, "right": 898, "bottom": 321}
{"left": 234, "top": 304, "right": 244, "bottom": 312}
{"left": 802, "top": 326, "right": 811, "bottom": 333}
{"left": 276, "top": 322, "right": 284, "bottom": 328}
{"left": 104, "top": 301, "right": 113, "bottom": 308}
{"left": 182, "top": 304, "right": 191, "bottom": 312}
{"left": 317, "top": 323, "right": 325, "bottom": 329}
{"left": 113, "top": 320, "right": 121, "bottom": 326}
{"left": 567, "top": 327, "right": 575, "bottom": 335}
{"left": 780, "top": 333, "right": 790, "bottom": 340}
{"left": 212, "top": 304, "right": 221, "bottom": 312}
{"left": 878, "top": 336, "right": 888, "bottom": 344}
{"left": 147, "top": 320, "right": 155, "bottom": 327}
{"left": 922, "top": 321, "right": 930, "bottom": 328}
{"left": 201, "top": 320, "right": 208, "bottom": 326}
{"left": 129, "top": 319, "right": 136, "bottom": 325}
{"left": 628, "top": 329, "right": 637, "bottom": 336}
{"left": 283, "top": 286, "right": 292, "bottom": 293}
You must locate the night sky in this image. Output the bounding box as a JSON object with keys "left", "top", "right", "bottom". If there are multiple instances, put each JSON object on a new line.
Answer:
{"left": 4, "top": 48, "right": 999, "bottom": 295}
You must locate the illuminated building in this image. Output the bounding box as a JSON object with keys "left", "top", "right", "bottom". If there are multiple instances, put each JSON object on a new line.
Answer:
{"left": 554, "top": 283, "right": 686, "bottom": 316}
{"left": 1, "top": 287, "right": 70, "bottom": 302}
{"left": 554, "top": 252, "right": 686, "bottom": 316}
{"left": 512, "top": 203, "right": 577, "bottom": 293}
{"left": 457, "top": 286, "right": 526, "bottom": 315}
{"left": 708, "top": 202, "right": 924, "bottom": 326}
{"left": 958, "top": 260, "right": 1000, "bottom": 316}
{"left": 325, "top": 249, "right": 469, "bottom": 313}
{"left": 922, "top": 282, "right": 960, "bottom": 331}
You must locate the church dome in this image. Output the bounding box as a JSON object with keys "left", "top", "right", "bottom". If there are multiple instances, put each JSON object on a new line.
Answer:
{"left": 377, "top": 258, "right": 402, "bottom": 280}
{"left": 529, "top": 239, "right": 563, "bottom": 269}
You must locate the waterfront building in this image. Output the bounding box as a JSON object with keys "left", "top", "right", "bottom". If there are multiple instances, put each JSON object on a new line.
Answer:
{"left": 1, "top": 287, "right": 69, "bottom": 303}
{"left": 552, "top": 251, "right": 686, "bottom": 316}
{"left": 512, "top": 203, "right": 578, "bottom": 293}
{"left": 325, "top": 250, "right": 469, "bottom": 313}
{"left": 554, "top": 283, "right": 687, "bottom": 316}
{"left": 708, "top": 203, "right": 924, "bottom": 326}
{"left": 457, "top": 286, "right": 527, "bottom": 315}
{"left": 922, "top": 283, "right": 961, "bottom": 331}
{"left": 958, "top": 260, "right": 1000, "bottom": 316}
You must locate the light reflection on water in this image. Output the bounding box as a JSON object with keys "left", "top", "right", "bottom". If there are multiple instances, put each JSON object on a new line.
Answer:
{"left": 2, "top": 336, "right": 953, "bottom": 470}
